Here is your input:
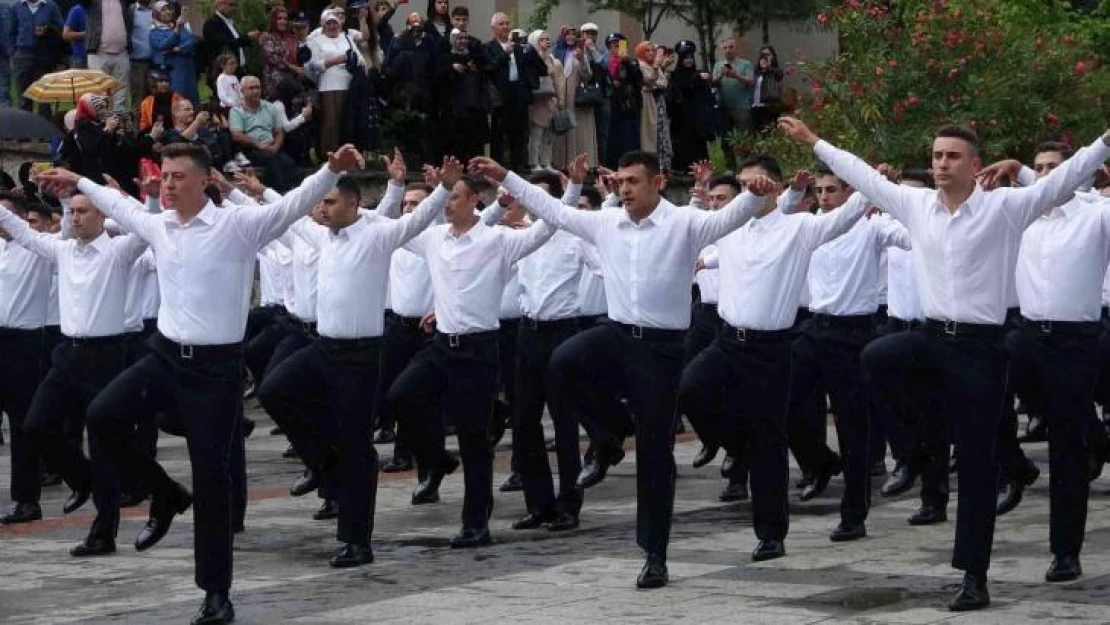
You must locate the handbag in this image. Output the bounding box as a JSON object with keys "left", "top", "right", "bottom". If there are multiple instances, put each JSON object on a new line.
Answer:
{"left": 551, "top": 108, "right": 573, "bottom": 135}
{"left": 534, "top": 75, "right": 556, "bottom": 98}
{"left": 575, "top": 80, "right": 603, "bottom": 107}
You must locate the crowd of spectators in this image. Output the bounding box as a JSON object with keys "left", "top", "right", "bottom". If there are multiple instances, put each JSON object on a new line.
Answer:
{"left": 2, "top": 0, "right": 792, "bottom": 193}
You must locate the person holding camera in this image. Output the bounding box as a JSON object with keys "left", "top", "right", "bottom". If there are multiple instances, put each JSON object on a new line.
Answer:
{"left": 149, "top": 0, "right": 199, "bottom": 104}
{"left": 711, "top": 37, "right": 753, "bottom": 171}
{"left": 307, "top": 9, "right": 364, "bottom": 159}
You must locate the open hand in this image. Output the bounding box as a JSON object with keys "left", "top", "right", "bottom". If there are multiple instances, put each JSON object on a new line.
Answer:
{"left": 778, "top": 116, "right": 819, "bottom": 145}
{"left": 383, "top": 148, "right": 406, "bottom": 183}
{"left": 438, "top": 156, "right": 464, "bottom": 188}
{"left": 468, "top": 157, "right": 508, "bottom": 183}
{"left": 328, "top": 144, "right": 366, "bottom": 173}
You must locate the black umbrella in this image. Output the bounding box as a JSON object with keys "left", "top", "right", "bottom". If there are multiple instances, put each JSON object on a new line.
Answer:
{"left": 0, "top": 108, "right": 61, "bottom": 142}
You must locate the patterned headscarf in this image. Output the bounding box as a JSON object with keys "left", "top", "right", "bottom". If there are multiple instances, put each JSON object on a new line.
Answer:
{"left": 75, "top": 93, "right": 109, "bottom": 123}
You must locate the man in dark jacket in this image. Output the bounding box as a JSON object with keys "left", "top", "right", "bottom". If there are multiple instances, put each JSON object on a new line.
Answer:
{"left": 484, "top": 13, "right": 541, "bottom": 174}
{"left": 201, "top": 0, "right": 257, "bottom": 92}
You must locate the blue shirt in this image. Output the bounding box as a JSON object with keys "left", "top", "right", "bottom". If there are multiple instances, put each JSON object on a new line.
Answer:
{"left": 129, "top": 3, "right": 152, "bottom": 59}
{"left": 8, "top": 0, "right": 63, "bottom": 51}
{"left": 0, "top": 4, "right": 12, "bottom": 58}
{"left": 65, "top": 4, "right": 85, "bottom": 58}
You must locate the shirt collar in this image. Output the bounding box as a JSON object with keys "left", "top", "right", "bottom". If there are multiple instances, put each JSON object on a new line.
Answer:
{"left": 617, "top": 198, "right": 672, "bottom": 228}
{"left": 331, "top": 216, "right": 368, "bottom": 239}
{"left": 79, "top": 231, "right": 112, "bottom": 253}
{"left": 935, "top": 186, "right": 982, "bottom": 216}
{"left": 751, "top": 206, "right": 785, "bottom": 230}
{"left": 444, "top": 219, "right": 487, "bottom": 242}
{"left": 165, "top": 201, "right": 220, "bottom": 229}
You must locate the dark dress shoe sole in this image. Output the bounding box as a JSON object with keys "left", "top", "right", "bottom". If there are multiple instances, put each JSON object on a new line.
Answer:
{"left": 908, "top": 513, "right": 947, "bottom": 526}
{"left": 948, "top": 598, "right": 989, "bottom": 612}
{"left": 70, "top": 543, "right": 117, "bottom": 557}
{"left": 450, "top": 532, "right": 492, "bottom": 549}
{"left": 830, "top": 527, "right": 866, "bottom": 542}
{"left": 381, "top": 461, "right": 414, "bottom": 473}
{"left": 330, "top": 555, "right": 374, "bottom": 568}
{"left": 191, "top": 604, "right": 235, "bottom": 625}
{"left": 1046, "top": 570, "right": 1082, "bottom": 583}
{"left": 1, "top": 511, "right": 43, "bottom": 525}
{"left": 636, "top": 575, "right": 668, "bottom": 589}
{"left": 752, "top": 547, "right": 786, "bottom": 562}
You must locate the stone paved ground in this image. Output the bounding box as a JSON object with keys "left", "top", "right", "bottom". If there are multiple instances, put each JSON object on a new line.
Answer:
{"left": 2, "top": 406, "right": 1110, "bottom": 624}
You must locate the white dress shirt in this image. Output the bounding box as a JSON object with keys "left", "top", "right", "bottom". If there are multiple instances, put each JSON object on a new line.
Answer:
{"left": 405, "top": 218, "right": 557, "bottom": 335}
{"left": 1017, "top": 193, "right": 1110, "bottom": 322}
{"left": 696, "top": 244, "right": 720, "bottom": 305}
{"left": 500, "top": 264, "right": 524, "bottom": 319}
{"left": 871, "top": 213, "right": 923, "bottom": 322}
{"left": 288, "top": 229, "right": 321, "bottom": 322}
{"left": 388, "top": 248, "right": 433, "bottom": 319}
{"left": 576, "top": 240, "right": 606, "bottom": 316}
{"left": 0, "top": 237, "right": 53, "bottom": 330}
{"left": 519, "top": 229, "right": 583, "bottom": 320}
{"left": 0, "top": 209, "right": 148, "bottom": 337}
{"left": 46, "top": 271, "right": 60, "bottom": 326}
{"left": 708, "top": 191, "right": 868, "bottom": 330}
{"left": 814, "top": 135, "right": 1110, "bottom": 324}
{"left": 297, "top": 186, "right": 446, "bottom": 339}
{"left": 125, "top": 249, "right": 160, "bottom": 331}
{"left": 257, "top": 238, "right": 293, "bottom": 307}
{"left": 502, "top": 172, "right": 763, "bottom": 330}
{"left": 77, "top": 164, "right": 340, "bottom": 345}
{"left": 798, "top": 200, "right": 911, "bottom": 316}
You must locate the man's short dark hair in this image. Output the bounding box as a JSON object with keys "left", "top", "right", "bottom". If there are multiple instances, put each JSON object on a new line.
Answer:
{"left": 25, "top": 203, "right": 54, "bottom": 222}
{"left": 336, "top": 176, "right": 361, "bottom": 204}
{"left": 579, "top": 186, "right": 602, "bottom": 208}
{"left": 458, "top": 175, "right": 482, "bottom": 196}
{"left": 0, "top": 191, "right": 26, "bottom": 214}
{"left": 161, "top": 142, "right": 212, "bottom": 173}
{"left": 738, "top": 154, "right": 783, "bottom": 183}
{"left": 528, "top": 170, "right": 564, "bottom": 199}
{"left": 813, "top": 164, "right": 847, "bottom": 187}
{"left": 707, "top": 174, "right": 743, "bottom": 196}
{"left": 900, "top": 167, "right": 935, "bottom": 188}
{"left": 617, "top": 150, "right": 661, "bottom": 178}
{"left": 450, "top": 5, "right": 468, "bottom": 17}
{"left": 935, "top": 125, "right": 980, "bottom": 155}
{"left": 1035, "top": 141, "right": 1074, "bottom": 160}
{"left": 406, "top": 182, "right": 434, "bottom": 195}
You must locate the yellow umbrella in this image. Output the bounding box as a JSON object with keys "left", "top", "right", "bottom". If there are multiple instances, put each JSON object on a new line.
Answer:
{"left": 23, "top": 69, "right": 123, "bottom": 104}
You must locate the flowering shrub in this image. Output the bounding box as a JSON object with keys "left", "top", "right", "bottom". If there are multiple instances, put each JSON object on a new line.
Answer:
{"left": 732, "top": 0, "right": 1110, "bottom": 172}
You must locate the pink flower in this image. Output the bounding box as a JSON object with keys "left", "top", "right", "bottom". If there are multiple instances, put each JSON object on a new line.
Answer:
{"left": 907, "top": 95, "right": 920, "bottom": 107}
{"left": 887, "top": 59, "right": 899, "bottom": 68}
{"left": 947, "top": 68, "right": 959, "bottom": 79}
{"left": 875, "top": 66, "right": 885, "bottom": 77}
{"left": 945, "top": 32, "right": 961, "bottom": 48}
{"left": 1075, "top": 60, "right": 1089, "bottom": 76}
{"left": 816, "top": 12, "right": 829, "bottom": 25}
{"left": 1045, "top": 112, "right": 1061, "bottom": 127}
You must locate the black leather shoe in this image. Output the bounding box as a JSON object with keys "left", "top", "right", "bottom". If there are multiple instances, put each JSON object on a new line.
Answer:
{"left": 0, "top": 502, "right": 42, "bottom": 524}
{"left": 313, "top": 499, "right": 339, "bottom": 520}
{"left": 512, "top": 510, "right": 556, "bottom": 530}
{"left": 576, "top": 443, "right": 625, "bottom": 489}
{"left": 119, "top": 491, "right": 149, "bottom": 508}
{"left": 636, "top": 554, "right": 668, "bottom": 589}
{"left": 135, "top": 482, "right": 192, "bottom": 551}
{"left": 282, "top": 444, "right": 299, "bottom": 459}
{"left": 1018, "top": 415, "right": 1047, "bottom": 443}
{"left": 718, "top": 479, "right": 749, "bottom": 502}
{"left": 800, "top": 457, "right": 842, "bottom": 501}
{"left": 63, "top": 484, "right": 92, "bottom": 514}
{"left": 380, "top": 455, "right": 414, "bottom": 473}
{"left": 908, "top": 504, "right": 947, "bottom": 525}
{"left": 692, "top": 443, "right": 719, "bottom": 469}
{"left": 830, "top": 521, "right": 866, "bottom": 542}
{"left": 996, "top": 462, "right": 1039, "bottom": 516}
{"left": 752, "top": 539, "right": 786, "bottom": 562}
{"left": 500, "top": 472, "right": 523, "bottom": 492}
{"left": 373, "top": 427, "right": 396, "bottom": 444}
{"left": 546, "top": 512, "right": 580, "bottom": 532}
{"left": 40, "top": 471, "right": 63, "bottom": 487}
{"left": 450, "top": 527, "right": 492, "bottom": 548}
{"left": 1045, "top": 555, "right": 1082, "bottom": 582}
{"left": 290, "top": 469, "right": 320, "bottom": 497}
{"left": 241, "top": 418, "right": 255, "bottom": 439}
{"left": 270, "top": 426, "right": 284, "bottom": 436}
{"left": 948, "top": 572, "right": 989, "bottom": 611}
{"left": 330, "top": 542, "right": 374, "bottom": 568}
{"left": 880, "top": 461, "right": 918, "bottom": 497}
{"left": 70, "top": 535, "right": 116, "bottom": 557}
{"left": 191, "top": 591, "right": 235, "bottom": 625}
{"left": 412, "top": 455, "right": 459, "bottom": 505}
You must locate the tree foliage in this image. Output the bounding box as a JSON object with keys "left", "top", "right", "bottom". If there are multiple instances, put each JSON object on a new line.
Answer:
{"left": 734, "top": 0, "right": 1110, "bottom": 172}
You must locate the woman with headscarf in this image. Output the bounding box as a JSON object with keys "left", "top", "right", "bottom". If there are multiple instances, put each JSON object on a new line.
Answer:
{"left": 635, "top": 41, "right": 665, "bottom": 156}
{"left": 604, "top": 32, "right": 641, "bottom": 166}
{"left": 149, "top": 0, "right": 199, "bottom": 104}
{"left": 57, "top": 94, "right": 115, "bottom": 184}
{"left": 666, "top": 40, "right": 713, "bottom": 173}
{"left": 444, "top": 28, "right": 490, "bottom": 163}
{"left": 751, "top": 44, "right": 785, "bottom": 134}
{"left": 551, "top": 26, "right": 597, "bottom": 168}
{"left": 526, "top": 29, "right": 562, "bottom": 171}
{"left": 261, "top": 6, "right": 305, "bottom": 100}
{"left": 307, "top": 8, "right": 365, "bottom": 157}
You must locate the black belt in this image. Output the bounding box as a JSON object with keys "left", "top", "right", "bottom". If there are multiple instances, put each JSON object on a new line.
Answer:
{"left": 521, "top": 316, "right": 579, "bottom": 332}
{"left": 317, "top": 335, "right": 382, "bottom": 350}
{"left": 153, "top": 332, "right": 243, "bottom": 362}
{"left": 924, "top": 318, "right": 1006, "bottom": 338}
{"left": 609, "top": 320, "right": 686, "bottom": 342}
{"left": 1020, "top": 317, "right": 1101, "bottom": 337}
{"left": 0, "top": 327, "right": 43, "bottom": 338}
{"left": 434, "top": 329, "right": 498, "bottom": 349}
{"left": 64, "top": 334, "right": 129, "bottom": 348}
{"left": 810, "top": 312, "right": 875, "bottom": 329}
{"left": 721, "top": 322, "right": 794, "bottom": 343}
{"left": 394, "top": 314, "right": 424, "bottom": 330}
{"left": 889, "top": 317, "right": 921, "bottom": 332}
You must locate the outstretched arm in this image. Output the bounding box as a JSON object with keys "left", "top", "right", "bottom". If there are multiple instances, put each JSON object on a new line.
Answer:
{"left": 0, "top": 205, "right": 62, "bottom": 261}
{"left": 688, "top": 175, "right": 781, "bottom": 249}
{"left": 1004, "top": 132, "right": 1110, "bottom": 228}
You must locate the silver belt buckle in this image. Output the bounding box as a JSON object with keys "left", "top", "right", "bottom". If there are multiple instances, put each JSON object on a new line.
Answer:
{"left": 180, "top": 343, "right": 194, "bottom": 359}
{"left": 944, "top": 320, "right": 957, "bottom": 336}
{"left": 449, "top": 334, "right": 460, "bottom": 348}
{"left": 632, "top": 325, "right": 643, "bottom": 339}
{"left": 1039, "top": 320, "right": 1053, "bottom": 334}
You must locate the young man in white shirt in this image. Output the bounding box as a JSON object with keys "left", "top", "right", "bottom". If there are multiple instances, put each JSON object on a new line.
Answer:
{"left": 471, "top": 150, "right": 772, "bottom": 589}
{"left": 0, "top": 192, "right": 147, "bottom": 556}
{"left": 258, "top": 161, "right": 455, "bottom": 568}
{"left": 0, "top": 196, "right": 54, "bottom": 526}
{"left": 37, "top": 141, "right": 362, "bottom": 625}
{"left": 781, "top": 115, "right": 1110, "bottom": 612}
